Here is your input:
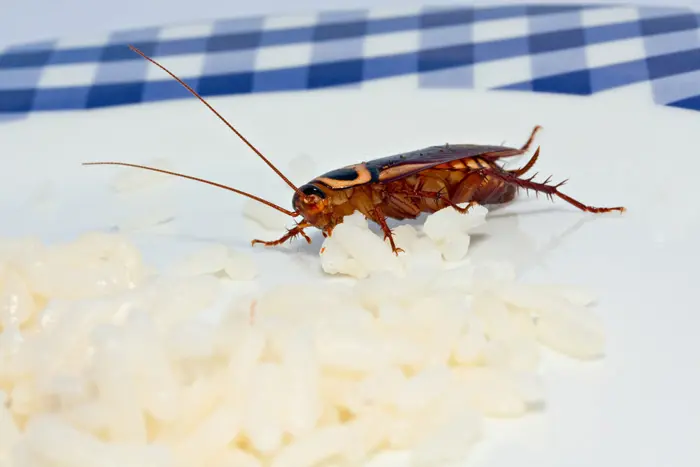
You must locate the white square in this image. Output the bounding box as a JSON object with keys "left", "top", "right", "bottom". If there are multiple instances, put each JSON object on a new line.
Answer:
{"left": 580, "top": 7, "right": 640, "bottom": 28}
{"left": 144, "top": 53, "right": 206, "bottom": 81}
{"left": 254, "top": 42, "right": 313, "bottom": 70}
{"left": 36, "top": 62, "right": 99, "bottom": 88}
{"left": 261, "top": 13, "right": 320, "bottom": 31}
{"left": 159, "top": 22, "right": 214, "bottom": 41}
{"left": 472, "top": 55, "right": 533, "bottom": 90}
{"left": 364, "top": 30, "right": 420, "bottom": 58}
{"left": 472, "top": 17, "right": 530, "bottom": 43}
{"left": 366, "top": 7, "right": 422, "bottom": 21}
{"left": 584, "top": 36, "right": 646, "bottom": 68}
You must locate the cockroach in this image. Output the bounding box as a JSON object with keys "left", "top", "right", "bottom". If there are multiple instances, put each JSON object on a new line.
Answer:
{"left": 83, "top": 46, "right": 626, "bottom": 255}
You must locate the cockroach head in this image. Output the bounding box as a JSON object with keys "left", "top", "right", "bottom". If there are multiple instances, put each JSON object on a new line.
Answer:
{"left": 292, "top": 183, "right": 330, "bottom": 224}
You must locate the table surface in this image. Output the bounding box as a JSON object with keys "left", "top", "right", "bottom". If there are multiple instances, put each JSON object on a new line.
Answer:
{"left": 2, "top": 0, "right": 700, "bottom": 49}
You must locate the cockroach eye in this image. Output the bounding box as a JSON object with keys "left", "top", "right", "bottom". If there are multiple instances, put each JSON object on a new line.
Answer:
{"left": 300, "top": 184, "right": 326, "bottom": 200}
{"left": 292, "top": 183, "right": 326, "bottom": 210}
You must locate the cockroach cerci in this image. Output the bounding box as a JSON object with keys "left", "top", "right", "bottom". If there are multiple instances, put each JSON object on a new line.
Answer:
{"left": 84, "top": 46, "right": 626, "bottom": 255}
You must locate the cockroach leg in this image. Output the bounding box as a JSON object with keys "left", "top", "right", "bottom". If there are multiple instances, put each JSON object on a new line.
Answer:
{"left": 299, "top": 230, "right": 312, "bottom": 243}
{"left": 446, "top": 199, "right": 480, "bottom": 214}
{"left": 393, "top": 188, "right": 480, "bottom": 214}
{"left": 371, "top": 207, "right": 404, "bottom": 255}
{"left": 251, "top": 222, "right": 312, "bottom": 247}
{"left": 480, "top": 169, "right": 626, "bottom": 214}
{"left": 509, "top": 147, "right": 541, "bottom": 177}
{"left": 520, "top": 125, "right": 543, "bottom": 152}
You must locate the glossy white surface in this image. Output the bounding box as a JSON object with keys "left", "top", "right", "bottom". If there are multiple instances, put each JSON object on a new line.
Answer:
{"left": 1, "top": 86, "right": 698, "bottom": 466}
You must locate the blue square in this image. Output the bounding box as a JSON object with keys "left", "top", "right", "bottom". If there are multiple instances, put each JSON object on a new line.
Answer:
{"left": 418, "top": 44, "right": 474, "bottom": 73}
{"left": 530, "top": 70, "right": 592, "bottom": 95}
{"left": 646, "top": 49, "right": 700, "bottom": 80}
{"left": 499, "top": 80, "right": 533, "bottom": 91}
{"left": 366, "top": 15, "right": 419, "bottom": 35}
{"left": 312, "top": 37, "right": 364, "bottom": 63}
{"left": 253, "top": 67, "right": 308, "bottom": 91}
{"left": 589, "top": 60, "right": 649, "bottom": 93}
{"left": 260, "top": 27, "right": 313, "bottom": 47}
{"left": 0, "top": 67, "right": 43, "bottom": 91}
{"left": 421, "top": 23, "right": 471, "bottom": 49}
{"left": 638, "top": 7, "right": 691, "bottom": 19}
{"left": 203, "top": 50, "right": 256, "bottom": 75}
{"left": 0, "top": 50, "right": 52, "bottom": 68}
{"left": 528, "top": 28, "right": 585, "bottom": 54}
{"left": 206, "top": 32, "right": 261, "bottom": 53}
{"left": 363, "top": 53, "right": 418, "bottom": 80}
{"left": 584, "top": 21, "right": 640, "bottom": 45}
{"left": 198, "top": 72, "right": 253, "bottom": 96}
{"left": 639, "top": 13, "right": 698, "bottom": 36}
{"left": 32, "top": 86, "right": 91, "bottom": 110}
{"left": 307, "top": 59, "right": 364, "bottom": 88}
{"left": 100, "top": 42, "right": 157, "bottom": 62}
{"left": 142, "top": 79, "right": 199, "bottom": 103}
{"left": 86, "top": 82, "right": 144, "bottom": 108}
{"left": 525, "top": 5, "right": 586, "bottom": 15}
{"left": 363, "top": 52, "right": 418, "bottom": 80}
{"left": 154, "top": 38, "right": 207, "bottom": 56}
{"left": 0, "top": 89, "right": 35, "bottom": 112}
{"left": 668, "top": 94, "right": 700, "bottom": 111}
{"left": 643, "top": 29, "right": 698, "bottom": 56}
{"left": 531, "top": 47, "right": 587, "bottom": 80}
{"left": 49, "top": 47, "right": 102, "bottom": 65}
{"left": 420, "top": 7, "right": 473, "bottom": 28}
{"left": 648, "top": 69, "right": 700, "bottom": 105}
{"left": 473, "top": 5, "right": 526, "bottom": 21}
{"left": 94, "top": 59, "right": 148, "bottom": 85}
{"left": 528, "top": 11, "right": 584, "bottom": 35}
{"left": 313, "top": 20, "right": 367, "bottom": 41}
{"left": 474, "top": 37, "right": 529, "bottom": 62}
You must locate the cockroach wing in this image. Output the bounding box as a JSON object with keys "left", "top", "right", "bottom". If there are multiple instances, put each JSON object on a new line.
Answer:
{"left": 365, "top": 143, "right": 522, "bottom": 184}
{"left": 312, "top": 143, "right": 522, "bottom": 190}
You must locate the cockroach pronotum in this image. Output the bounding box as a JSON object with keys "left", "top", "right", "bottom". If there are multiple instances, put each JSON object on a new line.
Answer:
{"left": 84, "top": 46, "right": 626, "bottom": 255}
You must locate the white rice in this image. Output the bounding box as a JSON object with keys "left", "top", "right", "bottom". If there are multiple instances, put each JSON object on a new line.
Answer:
{"left": 242, "top": 201, "right": 290, "bottom": 232}
{"left": 0, "top": 198, "right": 607, "bottom": 467}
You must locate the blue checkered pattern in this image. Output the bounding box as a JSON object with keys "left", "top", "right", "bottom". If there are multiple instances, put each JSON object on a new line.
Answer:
{"left": 2, "top": 3, "right": 700, "bottom": 119}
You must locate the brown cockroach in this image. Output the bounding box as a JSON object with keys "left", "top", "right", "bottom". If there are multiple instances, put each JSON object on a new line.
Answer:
{"left": 83, "top": 46, "right": 626, "bottom": 255}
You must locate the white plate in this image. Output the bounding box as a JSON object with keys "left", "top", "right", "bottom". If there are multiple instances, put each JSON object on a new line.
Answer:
{"left": 2, "top": 85, "right": 699, "bottom": 466}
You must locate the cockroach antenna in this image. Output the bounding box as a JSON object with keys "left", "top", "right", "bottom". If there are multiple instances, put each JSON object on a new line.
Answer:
{"left": 81, "top": 161, "right": 298, "bottom": 217}
{"left": 82, "top": 45, "right": 305, "bottom": 217}
{"left": 127, "top": 45, "right": 302, "bottom": 196}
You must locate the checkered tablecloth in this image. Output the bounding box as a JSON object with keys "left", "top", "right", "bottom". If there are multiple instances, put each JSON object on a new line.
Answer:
{"left": 1, "top": 3, "right": 699, "bottom": 119}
